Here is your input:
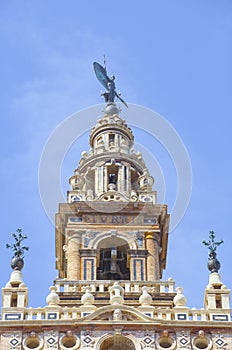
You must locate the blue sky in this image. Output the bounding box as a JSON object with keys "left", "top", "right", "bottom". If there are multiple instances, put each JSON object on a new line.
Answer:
{"left": 0, "top": 1, "right": 232, "bottom": 308}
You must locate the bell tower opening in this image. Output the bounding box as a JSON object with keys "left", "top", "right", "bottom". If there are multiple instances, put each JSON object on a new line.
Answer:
{"left": 97, "top": 237, "right": 130, "bottom": 280}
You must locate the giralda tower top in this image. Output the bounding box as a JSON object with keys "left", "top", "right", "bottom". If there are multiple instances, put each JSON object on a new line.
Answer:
{"left": 55, "top": 61, "right": 170, "bottom": 288}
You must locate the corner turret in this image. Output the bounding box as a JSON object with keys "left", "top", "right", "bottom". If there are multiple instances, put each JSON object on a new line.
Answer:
{"left": 2, "top": 229, "right": 28, "bottom": 320}
{"left": 203, "top": 231, "right": 230, "bottom": 321}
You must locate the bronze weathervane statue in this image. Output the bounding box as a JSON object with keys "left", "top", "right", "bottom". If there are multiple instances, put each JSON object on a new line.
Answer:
{"left": 93, "top": 61, "right": 128, "bottom": 108}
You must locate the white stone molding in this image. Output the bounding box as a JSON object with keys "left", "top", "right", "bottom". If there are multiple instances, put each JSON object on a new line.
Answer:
{"left": 90, "top": 231, "right": 137, "bottom": 250}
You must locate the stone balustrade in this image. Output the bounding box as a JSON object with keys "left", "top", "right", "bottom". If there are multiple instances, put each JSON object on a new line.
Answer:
{"left": 54, "top": 279, "right": 175, "bottom": 294}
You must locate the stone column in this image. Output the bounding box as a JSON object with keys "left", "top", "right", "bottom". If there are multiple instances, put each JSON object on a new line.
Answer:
{"left": 95, "top": 163, "right": 105, "bottom": 195}
{"left": 127, "top": 164, "right": 131, "bottom": 192}
{"left": 103, "top": 166, "right": 107, "bottom": 192}
{"left": 145, "top": 232, "right": 160, "bottom": 281}
{"left": 117, "top": 165, "right": 124, "bottom": 193}
{"left": 119, "top": 162, "right": 129, "bottom": 193}
{"left": 94, "top": 166, "right": 99, "bottom": 195}
{"left": 67, "top": 232, "right": 81, "bottom": 280}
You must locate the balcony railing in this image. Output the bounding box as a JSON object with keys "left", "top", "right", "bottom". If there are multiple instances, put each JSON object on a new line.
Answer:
{"left": 54, "top": 279, "right": 175, "bottom": 294}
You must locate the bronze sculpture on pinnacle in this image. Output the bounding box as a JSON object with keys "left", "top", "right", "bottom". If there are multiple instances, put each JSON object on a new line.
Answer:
{"left": 93, "top": 61, "right": 128, "bottom": 108}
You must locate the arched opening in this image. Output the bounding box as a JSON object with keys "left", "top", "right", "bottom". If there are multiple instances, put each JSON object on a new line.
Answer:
{"left": 107, "top": 163, "right": 119, "bottom": 190}
{"left": 100, "top": 335, "right": 136, "bottom": 350}
{"left": 97, "top": 237, "right": 130, "bottom": 280}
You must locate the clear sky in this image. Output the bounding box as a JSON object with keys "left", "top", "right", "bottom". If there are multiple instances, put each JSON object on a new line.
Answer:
{"left": 0, "top": 1, "right": 231, "bottom": 309}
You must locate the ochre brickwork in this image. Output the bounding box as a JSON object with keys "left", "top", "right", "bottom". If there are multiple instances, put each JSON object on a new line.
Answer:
{"left": 145, "top": 232, "right": 160, "bottom": 281}
{"left": 67, "top": 234, "right": 81, "bottom": 280}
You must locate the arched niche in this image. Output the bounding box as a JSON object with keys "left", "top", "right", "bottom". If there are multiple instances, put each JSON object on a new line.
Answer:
{"left": 97, "top": 334, "right": 140, "bottom": 350}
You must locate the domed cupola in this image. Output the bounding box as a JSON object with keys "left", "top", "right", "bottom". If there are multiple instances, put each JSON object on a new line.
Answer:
{"left": 68, "top": 102, "right": 156, "bottom": 204}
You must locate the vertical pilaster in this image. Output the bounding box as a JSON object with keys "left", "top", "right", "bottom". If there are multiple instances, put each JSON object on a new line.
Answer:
{"left": 103, "top": 166, "right": 107, "bottom": 192}
{"left": 80, "top": 250, "right": 98, "bottom": 280}
{"left": 128, "top": 250, "right": 147, "bottom": 281}
{"left": 119, "top": 162, "right": 129, "bottom": 193}
{"left": 127, "top": 164, "right": 131, "bottom": 192}
{"left": 95, "top": 164, "right": 105, "bottom": 195}
{"left": 145, "top": 232, "right": 160, "bottom": 281}
{"left": 95, "top": 166, "right": 99, "bottom": 194}
{"left": 117, "top": 165, "right": 124, "bottom": 193}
